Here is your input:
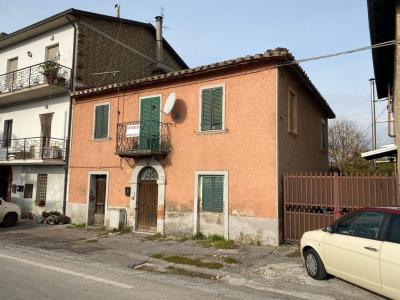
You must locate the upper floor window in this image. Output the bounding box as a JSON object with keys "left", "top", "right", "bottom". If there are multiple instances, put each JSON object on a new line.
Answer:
{"left": 321, "top": 118, "right": 327, "bottom": 151}
{"left": 288, "top": 88, "right": 297, "bottom": 135}
{"left": 200, "top": 86, "right": 224, "bottom": 131}
{"left": 7, "top": 57, "right": 18, "bottom": 73}
{"left": 46, "top": 44, "right": 59, "bottom": 62}
{"left": 94, "top": 104, "right": 110, "bottom": 140}
{"left": 2, "top": 119, "right": 12, "bottom": 147}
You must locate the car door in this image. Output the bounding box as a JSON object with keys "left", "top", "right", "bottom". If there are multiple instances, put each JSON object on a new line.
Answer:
{"left": 380, "top": 214, "right": 400, "bottom": 300}
{"left": 323, "top": 211, "right": 386, "bottom": 293}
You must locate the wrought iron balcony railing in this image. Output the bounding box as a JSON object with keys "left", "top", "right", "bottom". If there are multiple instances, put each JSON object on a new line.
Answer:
{"left": 0, "top": 137, "right": 67, "bottom": 161}
{"left": 0, "top": 62, "right": 72, "bottom": 95}
{"left": 116, "top": 121, "right": 171, "bottom": 157}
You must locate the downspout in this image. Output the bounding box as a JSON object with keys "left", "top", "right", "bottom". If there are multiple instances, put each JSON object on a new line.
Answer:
{"left": 62, "top": 14, "right": 78, "bottom": 215}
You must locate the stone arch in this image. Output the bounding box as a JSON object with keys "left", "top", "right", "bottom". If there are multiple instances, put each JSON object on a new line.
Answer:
{"left": 130, "top": 158, "right": 165, "bottom": 233}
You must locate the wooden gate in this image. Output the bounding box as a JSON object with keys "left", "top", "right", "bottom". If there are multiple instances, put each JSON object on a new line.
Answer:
{"left": 284, "top": 172, "right": 399, "bottom": 242}
{"left": 137, "top": 167, "right": 158, "bottom": 231}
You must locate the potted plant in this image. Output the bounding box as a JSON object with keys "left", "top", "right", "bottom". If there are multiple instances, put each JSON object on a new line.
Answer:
{"left": 41, "top": 61, "right": 60, "bottom": 84}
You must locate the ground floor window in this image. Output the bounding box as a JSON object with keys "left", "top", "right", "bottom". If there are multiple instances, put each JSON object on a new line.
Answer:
{"left": 35, "top": 174, "right": 48, "bottom": 207}
{"left": 199, "top": 175, "right": 224, "bottom": 213}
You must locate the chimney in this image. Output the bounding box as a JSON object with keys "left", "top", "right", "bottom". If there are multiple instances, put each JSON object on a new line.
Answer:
{"left": 154, "top": 15, "right": 165, "bottom": 73}
{"left": 115, "top": 4, "right": 120, "bottom": 18}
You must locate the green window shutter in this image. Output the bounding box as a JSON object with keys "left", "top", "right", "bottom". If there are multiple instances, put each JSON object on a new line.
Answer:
{"left": 101, "top": 104, "right": 109, "bottom": 138}
{"left": 212, "top": 87, "right": 223, "bottom": 130}
{"left": 94, "top": 105, "right": 109, "bottom": 139}
{"left": 201, "top": 175, "right": 224, "bottom": 213}
{"left": 201, "top": 89, "right": 212, "bottom": 131}
{"left": 201, "top": 176, "right": 214, "bottom": 212}
{"left": 213, "top": 176, "right": 224, "bottom": 213}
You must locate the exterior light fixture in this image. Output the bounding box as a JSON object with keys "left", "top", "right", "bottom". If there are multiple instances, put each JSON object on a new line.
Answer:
{"left": 27, "top": 51, "right": 32, "bottom": 57}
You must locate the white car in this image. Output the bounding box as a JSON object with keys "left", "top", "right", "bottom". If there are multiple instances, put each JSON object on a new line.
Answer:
{"left": 301, "top": 207, "right": 400, "bottom": 299}
{"left": 0, "top": 198, "right": 21, "bottom": 227}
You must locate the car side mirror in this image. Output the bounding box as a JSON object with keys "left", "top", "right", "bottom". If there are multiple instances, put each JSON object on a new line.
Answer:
{"left": 325, "top": 225, "right": 334, "bottom": 234}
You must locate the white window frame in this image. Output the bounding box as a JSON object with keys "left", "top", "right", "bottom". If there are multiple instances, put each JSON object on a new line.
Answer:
{"left": 321, "top": 118, "right": 327, "bottom": 152}
{"left": 85, "top": 171, "right": 110, "bottom": 227}
{"left": 288, "top": 88, "right": 298, "bottom": 136}
{"left": 193, "top": 171, "right": 229, "bottom": 239}
{"left": 198, "top": 83, "right": 226, "bottom": 133}
{"left": 92, "top": 103, "right": 110, "bottom": 140}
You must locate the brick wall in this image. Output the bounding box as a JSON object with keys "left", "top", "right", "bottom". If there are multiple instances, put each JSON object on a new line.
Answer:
{"left": 75, "top": 16, "right": 185, "bottom": 89}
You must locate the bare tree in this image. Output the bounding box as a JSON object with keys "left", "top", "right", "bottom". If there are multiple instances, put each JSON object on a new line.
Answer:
{"left": 329, "top": 119, "right": 370, "bottom": 173}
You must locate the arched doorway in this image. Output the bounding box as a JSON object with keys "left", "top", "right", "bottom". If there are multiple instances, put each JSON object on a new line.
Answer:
{"left": 137, "top": 166, "right": 158, "bottom": 232}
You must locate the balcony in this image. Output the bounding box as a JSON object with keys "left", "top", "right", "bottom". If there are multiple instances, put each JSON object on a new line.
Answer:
{"left": 0, "top": 62, "right": 72, "bottom": 106}
{"left": 116, "top": 121, "right": 171, "bottom": 157}
{"left": 0, "top": 137, "right": 67, "bottom": 165}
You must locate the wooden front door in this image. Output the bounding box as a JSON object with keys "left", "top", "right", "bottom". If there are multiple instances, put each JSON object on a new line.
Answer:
{"left": 137, "top": 167, "right": 158, "bottom": 231}
{"left": 139, "top": 97, "right": 160, "bottom": 151}
{"left": 88, "top": 174, "right": 107, "bottom": 226}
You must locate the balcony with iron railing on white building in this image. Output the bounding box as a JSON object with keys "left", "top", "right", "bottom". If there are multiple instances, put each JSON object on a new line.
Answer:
{"left": 0, "top": 136, "right": 67, "bottom": 165}
{"left": 0, "top": 62, "right": 72, "bottom": 105}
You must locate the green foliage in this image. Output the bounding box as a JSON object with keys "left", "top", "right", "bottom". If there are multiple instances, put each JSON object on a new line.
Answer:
{"left": 224, "top": 257, "right": 238, "bottom": 264}
{"left": 162, "top": 256, "right": 223, "bottom": 269}
{"left": 192, "top": 232, "right": 205, "bottom": 240}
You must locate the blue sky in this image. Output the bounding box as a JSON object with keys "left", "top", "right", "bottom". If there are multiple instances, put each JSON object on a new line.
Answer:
{"left": 0, "top": 0, "right": 392, "bottom": 146}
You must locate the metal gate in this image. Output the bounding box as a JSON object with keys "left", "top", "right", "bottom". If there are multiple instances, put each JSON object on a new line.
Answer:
{"left": 283, "top": 172, "right": 399, "bottom": 242}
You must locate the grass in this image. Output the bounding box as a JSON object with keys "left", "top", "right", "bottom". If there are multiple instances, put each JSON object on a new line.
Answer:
{"left": 193, "top": 233, "right": 236, "bottom": 249}
{"left": 192, "top": 232, "right": 205, "bottom": 240}
{"left": 85, "top": 239, "right": 98, "bottom": 243}
{"left": 165, "top": 266, "right": 217, "bottom": 280}
{"left": 224, "top": 257, "right": 238, "bottom": 264}
{"left": 152, "top": 254, "right": 223, "bottom": 270}
{"left": 177, "top": 236, "right": 189, "bottom": 243}
{"left": 151, "top": 253, "right": 163, "bottom": 259}
{"left": 146, "top": 233, "right": 167, "bottom": 240}
{"left": 74, "top": 237, "right": 87, "bottom": 241}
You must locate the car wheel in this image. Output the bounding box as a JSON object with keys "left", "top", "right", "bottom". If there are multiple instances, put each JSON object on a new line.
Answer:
{"left": 304, "top": 248, "right": 327, "bottom": 280}
{"left": 2, "top": 213, "right": 18, "bottom": 227}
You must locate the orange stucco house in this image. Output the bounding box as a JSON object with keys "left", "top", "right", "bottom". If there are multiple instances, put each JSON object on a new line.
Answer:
{"left": 67, "top": 48, "right": 335, "bottom": 246}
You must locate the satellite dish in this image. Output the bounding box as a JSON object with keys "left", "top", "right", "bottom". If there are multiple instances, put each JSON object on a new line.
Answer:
{"left": 163, "top": 92, "right": 176, "bottom": 114}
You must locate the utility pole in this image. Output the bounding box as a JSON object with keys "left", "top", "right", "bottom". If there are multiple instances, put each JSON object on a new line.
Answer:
{"left": 370, "top": 78, "right": 377, "bottom": 150}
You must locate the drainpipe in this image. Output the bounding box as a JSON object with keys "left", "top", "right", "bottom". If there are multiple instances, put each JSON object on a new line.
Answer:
{"left": 62, "top": 14, "right": 78, "bottom": 215}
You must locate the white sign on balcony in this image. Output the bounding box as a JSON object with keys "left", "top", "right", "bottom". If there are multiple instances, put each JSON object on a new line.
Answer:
{"left": 126, "top": 124, "right": 140, "bottom": 137}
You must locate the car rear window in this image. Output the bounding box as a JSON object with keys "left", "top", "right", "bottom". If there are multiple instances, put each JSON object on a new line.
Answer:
{"left": 386, "top": 215, "right": 400, "bottom": 244}
{"left": 336, "top": 212, "right": 386, "bottom": 240}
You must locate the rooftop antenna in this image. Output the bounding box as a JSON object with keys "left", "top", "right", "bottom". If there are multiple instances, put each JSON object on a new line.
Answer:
{"left": 115, "top": 4, "right": 121, "bottom": 18}
{"left": 93, "top": 70, "right": 120, "bottom": 76}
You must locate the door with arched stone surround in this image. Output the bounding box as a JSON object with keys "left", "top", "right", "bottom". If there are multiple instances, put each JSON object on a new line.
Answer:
{"left": 137, "top": 167, "right": 158, "bottom": 231}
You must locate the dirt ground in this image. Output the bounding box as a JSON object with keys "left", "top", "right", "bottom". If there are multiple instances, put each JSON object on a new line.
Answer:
{"left": 0, "top": 220, "right": 383, "bottom": 300}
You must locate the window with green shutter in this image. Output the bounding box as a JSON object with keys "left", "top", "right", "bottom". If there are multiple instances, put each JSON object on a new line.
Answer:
{"left": 201, "top": 87, "right": 223, "bottom": 131}
{"left": 94, "top": 104, "right": 109, "bottom": 139}
{"left": 201, "top": 175, "right": 224, "bottom": 213}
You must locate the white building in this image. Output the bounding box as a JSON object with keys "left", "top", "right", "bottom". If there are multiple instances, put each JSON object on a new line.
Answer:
{"left": 0, "top": 9, "right": 187, "bottom": 217}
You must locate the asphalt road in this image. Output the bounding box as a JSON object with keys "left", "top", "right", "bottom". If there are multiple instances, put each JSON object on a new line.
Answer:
{"left": 0, "top": 245, "right": 300, "bottom": 300}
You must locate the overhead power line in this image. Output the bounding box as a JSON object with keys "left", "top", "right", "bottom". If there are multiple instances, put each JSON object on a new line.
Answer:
{"left": 275, "top": 40, "right": 397, "bottom": 68}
